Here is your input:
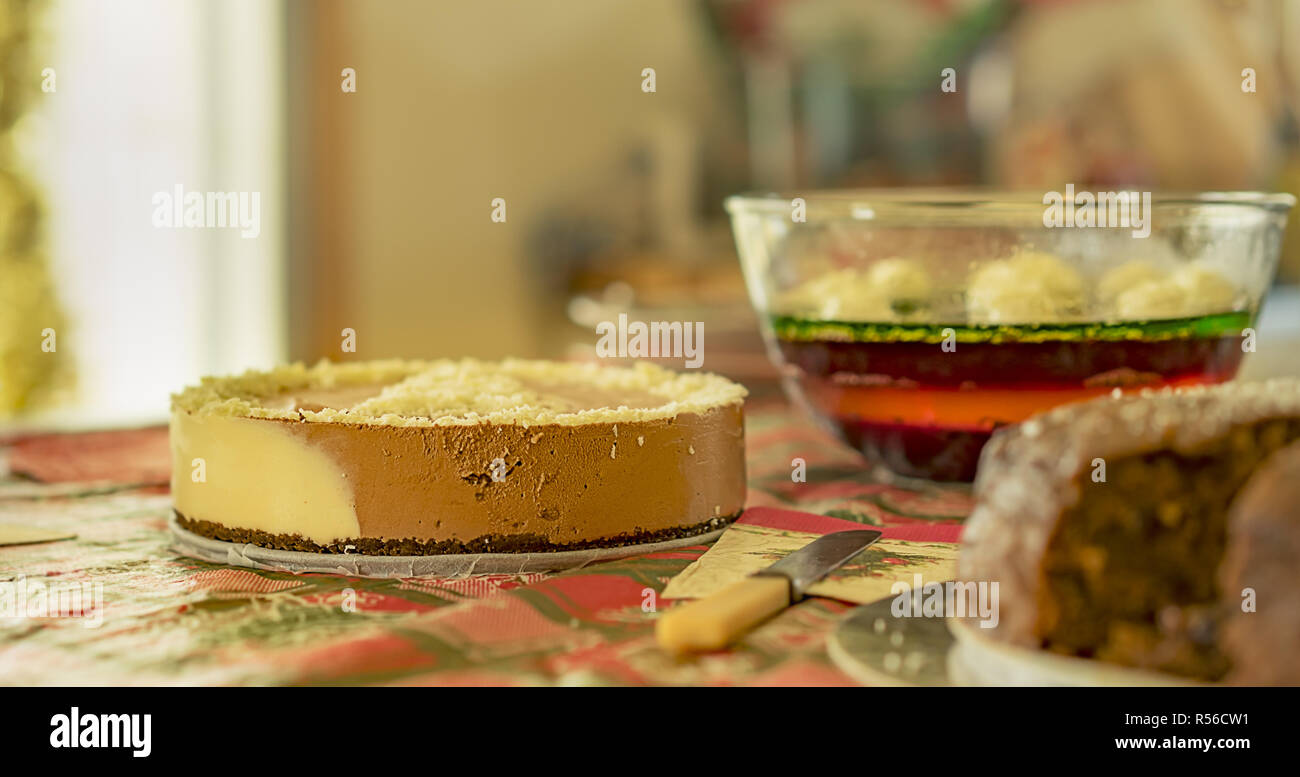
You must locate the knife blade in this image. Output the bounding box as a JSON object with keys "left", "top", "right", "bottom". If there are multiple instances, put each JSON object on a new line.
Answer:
{"left": 656, "top": 528, "right": 882, "bottom": 654}
{"left": 755, "top": 529, "right": 883, "bottom": 599}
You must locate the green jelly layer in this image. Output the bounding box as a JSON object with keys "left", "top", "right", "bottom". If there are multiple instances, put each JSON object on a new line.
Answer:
{"left": 770, "top": 311, "right": 1255, "bottom": 345}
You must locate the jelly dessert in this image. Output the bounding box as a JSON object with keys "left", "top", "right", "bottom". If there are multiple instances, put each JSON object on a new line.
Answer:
{"left": 771, "top": 255, "right": 1251, "bottom": 481}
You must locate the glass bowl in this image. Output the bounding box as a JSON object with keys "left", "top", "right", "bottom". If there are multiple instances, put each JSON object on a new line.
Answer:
{"left": 726, "top": 189, "right": 1295, "bottom": 482}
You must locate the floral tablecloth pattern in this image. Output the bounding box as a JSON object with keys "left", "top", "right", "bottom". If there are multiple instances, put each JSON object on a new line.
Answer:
{"left": 0, "top": 401, "right": 970, "bottom": 686}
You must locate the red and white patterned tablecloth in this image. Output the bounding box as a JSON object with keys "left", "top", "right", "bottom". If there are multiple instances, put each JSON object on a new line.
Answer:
{"left": 0, "top": 399, "right": 968, "bottom": 686}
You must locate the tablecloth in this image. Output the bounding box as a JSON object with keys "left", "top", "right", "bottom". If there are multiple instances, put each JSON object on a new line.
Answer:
{"left": 0, "top": 400, "right": 970, "bottom": 686}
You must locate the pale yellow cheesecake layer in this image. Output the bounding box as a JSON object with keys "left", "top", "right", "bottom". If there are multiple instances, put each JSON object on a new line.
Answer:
{"left": 171, "top": 413, "right": 360, "bottom": 544}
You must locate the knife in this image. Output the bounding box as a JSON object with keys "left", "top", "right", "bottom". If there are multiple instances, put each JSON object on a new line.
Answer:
{"left": 655, "top": 529, "right": 883, "bottom": 654}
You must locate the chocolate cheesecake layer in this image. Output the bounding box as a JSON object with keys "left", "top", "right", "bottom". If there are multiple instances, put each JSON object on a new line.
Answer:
{"left": 170, "top": 359, "right": 748, "bottom": 553}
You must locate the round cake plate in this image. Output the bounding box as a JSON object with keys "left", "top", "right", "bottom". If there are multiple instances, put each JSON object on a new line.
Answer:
{"left": 168, "top": 514, "right": 725, "bottom": 578}
{"left": 945, "top": 615, "right": 1202, "bottom": 687}
{"left": 827, "top": 597, "right": 956, "bottom": 687}
{"left": 828, "top": 598, "right": 1204, "bottom": 686}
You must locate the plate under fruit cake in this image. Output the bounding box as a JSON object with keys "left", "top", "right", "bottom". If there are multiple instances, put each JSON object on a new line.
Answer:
{"left": 169, "top": 359, "right": 747, "bottom": 555}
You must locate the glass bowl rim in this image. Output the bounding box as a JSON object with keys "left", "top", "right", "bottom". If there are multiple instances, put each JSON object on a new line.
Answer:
{"left": 724, "top": 188, "right": 1297, "bottom": 216}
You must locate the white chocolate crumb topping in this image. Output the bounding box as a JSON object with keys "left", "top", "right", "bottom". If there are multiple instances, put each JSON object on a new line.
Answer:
{"left": 171, "top": 359, "right": 746, "bottom": 428}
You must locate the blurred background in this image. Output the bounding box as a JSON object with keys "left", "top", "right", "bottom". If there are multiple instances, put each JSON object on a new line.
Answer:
{"left": 2, "top": 0, "right": 1298, "bottom": 426}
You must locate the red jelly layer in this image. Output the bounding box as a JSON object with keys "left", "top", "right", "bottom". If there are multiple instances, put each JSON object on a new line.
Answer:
{"left": 776, "top": 325, "right": 1248, "bottom": 482}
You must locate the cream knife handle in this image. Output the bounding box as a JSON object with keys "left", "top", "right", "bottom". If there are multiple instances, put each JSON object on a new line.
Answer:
{"left": 655, "top": 575, "right": 792, "bottom": 654}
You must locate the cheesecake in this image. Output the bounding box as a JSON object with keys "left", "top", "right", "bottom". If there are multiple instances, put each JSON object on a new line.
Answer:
{"left": 170, "top": 359, "right": 747, "bottom": 554}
